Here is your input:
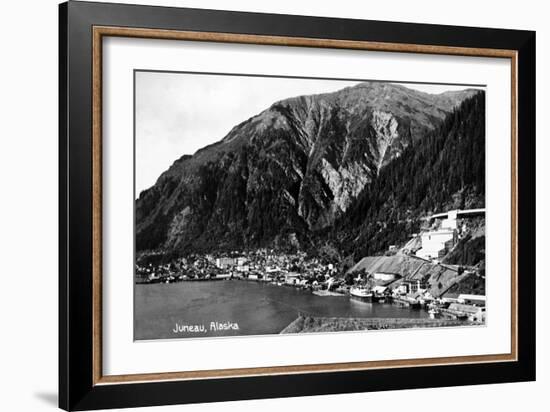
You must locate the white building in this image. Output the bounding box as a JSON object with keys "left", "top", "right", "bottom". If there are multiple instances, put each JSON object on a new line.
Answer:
{"left": 448, "top": 303, "right": 486, "bottom": 322}
{"left": 373, "top": 272, "right": 399, "bottom": 283}
{"left": 284, "top": 273, "right": 301, "bottom": 285}
{"left": 416, "top": 229, "right": 456, "bottom": 260}
{"left": 216, "top": 257, "right": 236, "bottom": 269}
{"left": 440, "top": 209, "right": 458, "bottom": 230}
{"left": 458, "top": 294, "right": 486, "bottom": 305}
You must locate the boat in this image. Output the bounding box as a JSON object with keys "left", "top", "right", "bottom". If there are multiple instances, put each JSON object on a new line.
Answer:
{"left": 350, "top": 286, "right": 373, "bottom": 298}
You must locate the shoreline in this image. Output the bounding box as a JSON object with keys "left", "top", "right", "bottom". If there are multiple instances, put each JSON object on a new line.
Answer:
{"left": 280, "top": 315, "right": 478, "bottom": 334}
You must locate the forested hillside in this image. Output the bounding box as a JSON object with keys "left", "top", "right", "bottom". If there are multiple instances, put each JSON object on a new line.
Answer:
{"left": 333, "top": 92, "right": 485, "bottom": 260}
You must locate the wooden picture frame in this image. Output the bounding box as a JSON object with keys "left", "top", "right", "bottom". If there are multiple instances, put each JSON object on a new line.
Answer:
{"left": 59, "top": 1, "right": 535, "bottom": 410}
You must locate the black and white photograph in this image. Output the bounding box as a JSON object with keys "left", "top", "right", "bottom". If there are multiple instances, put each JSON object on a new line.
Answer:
{"left": 0, "top": 0, "right": 542, "bottom": 410}
{"left": 134, "top": 72, "right": 487, "bottom": 340}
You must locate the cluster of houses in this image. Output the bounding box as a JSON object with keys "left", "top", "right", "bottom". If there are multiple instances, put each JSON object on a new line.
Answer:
{"left": 135, "top": 250, "right": 486, "bottom": 323}
{"left": 379, "top": 278, "right": 486, "bottom": 322}
{"left": 439, "top": 293, "right": 486, "bottom": 322}
{"left": 348, "top": 267, "right": 486, "bottom": 323}
{"left": 383, "top": 277, "right": 485, "bottom": 322}
{"left": 374, "top": 209, "right": 486, "bottom": 322}
{"left": 213, "top": 250, "right": 339, "bottom": 285}
{"left": 135, "top": 207, "right": 487, "bottom": 324}
{"left": 135, "top": 249, "right": 340, "bottom": 289}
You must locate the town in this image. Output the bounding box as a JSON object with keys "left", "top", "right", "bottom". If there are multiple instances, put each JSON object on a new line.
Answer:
{"left": 136, "top": 248, "right": 340, "bottom": 290}
{"left": 136, "top": 208, "right": 486, "bottom": 324}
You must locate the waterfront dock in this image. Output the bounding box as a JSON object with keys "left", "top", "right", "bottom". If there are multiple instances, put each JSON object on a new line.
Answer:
{"left": 312, "top": 290, "right": 346, "bottom": 297}
{"left": 393, "top": 296, "right": 422, "bottom": 308}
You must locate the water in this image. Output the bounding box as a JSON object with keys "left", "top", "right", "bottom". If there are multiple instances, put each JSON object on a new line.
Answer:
{"left": 134, "top": 280, "right": 429, "bottom": 340}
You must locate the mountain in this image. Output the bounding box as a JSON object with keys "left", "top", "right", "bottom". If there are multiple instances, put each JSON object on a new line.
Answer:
{"left": 136, "top": 81, "right": 481, "bottom": 256}
{"left": 333, "top": 92, "right": 486, "bottom": 261}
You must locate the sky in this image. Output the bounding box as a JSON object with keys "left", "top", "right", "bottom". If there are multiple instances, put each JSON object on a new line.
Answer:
{"left": 135, "top": 71, "right": 483, "bottom": 195}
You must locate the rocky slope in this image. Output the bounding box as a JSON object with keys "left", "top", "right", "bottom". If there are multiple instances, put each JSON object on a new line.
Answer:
{"left": 334, "top": 92, "right": 486, "bottom": 260}
{"left": 136, "top": 82, "right": 480, "bottom": 255}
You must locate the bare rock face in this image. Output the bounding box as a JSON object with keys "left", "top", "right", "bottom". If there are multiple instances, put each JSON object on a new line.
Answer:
{"left": 136, "top": 82, "right": 479, "bottom": 254}
{"left": 371, "top": 110, "right": 401, "bottom": 171}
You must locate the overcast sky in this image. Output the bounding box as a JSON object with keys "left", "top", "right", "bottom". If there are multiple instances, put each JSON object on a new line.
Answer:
{"left": 135, "top": 71, "right": 482, "bottom": 195}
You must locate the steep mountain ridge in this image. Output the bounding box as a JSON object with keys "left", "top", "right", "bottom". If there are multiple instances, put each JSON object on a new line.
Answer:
{"left": 136, "top": 81, "right": 481, "bottom": 255}
{"left": 333, "top": 92, "right": 486, "bottom": 260}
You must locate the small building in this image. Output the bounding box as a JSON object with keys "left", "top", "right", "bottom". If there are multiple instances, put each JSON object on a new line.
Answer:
{"left": 447, "top": 303, "right": 486, "bottom": 322}
{"left": 402, "top": 279, "right": 428, "bottom": 294}
{"left": 441, "top": 293, "right": 462, "bottom": 304}
{"left": 415, "top": 229, "right": 456, "bottom": 260}
{"left": 394, "top": 284, "right": 408, "bottom": 295}
{"left": 441, "top": 210, "right": 458, "bottom": 230}
{"left": 216, "top": 257, "right": 236, "bottom": 269}
{"left": 284, "top": 273, "right": 301, "bottom": 285}
{"left": 458, "top": 294, "right": 486, "bottom": 306}
{"left": 373, "top": 272, "right": 400, "bottom": 283}
{"left": 263, "top": 271, "right": 278, "bottom": 280}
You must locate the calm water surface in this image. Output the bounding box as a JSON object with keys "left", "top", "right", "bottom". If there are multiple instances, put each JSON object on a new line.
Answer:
{"left": 134, "top": 280, "right": 429, "bottom": 340}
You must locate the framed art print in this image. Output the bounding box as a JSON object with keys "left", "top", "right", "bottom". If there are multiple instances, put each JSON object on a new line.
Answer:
{"left": 59, "top": 1, "right": 536, "bottom": 410}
